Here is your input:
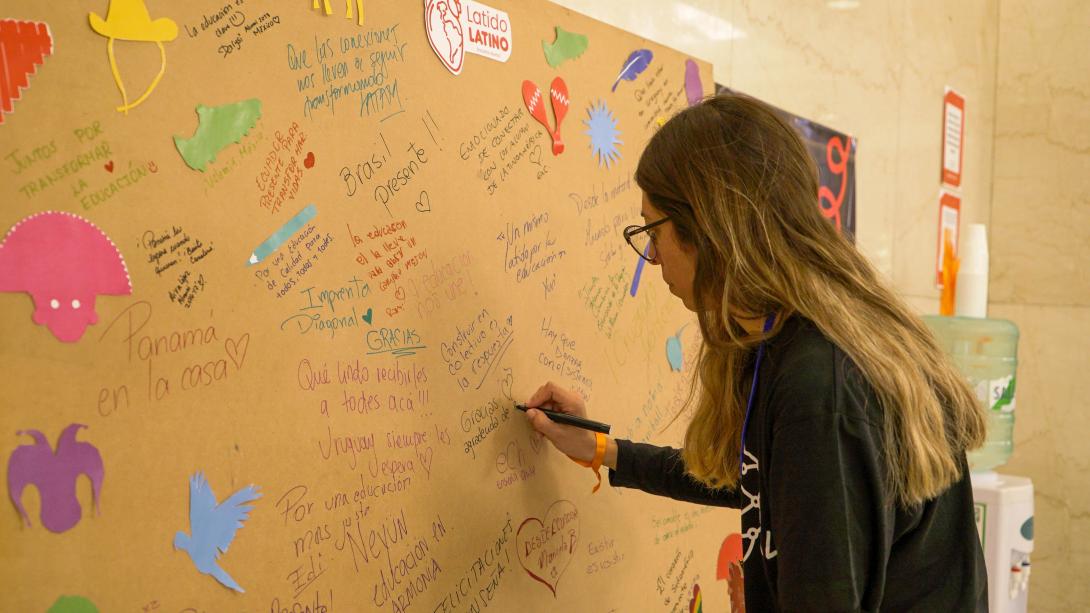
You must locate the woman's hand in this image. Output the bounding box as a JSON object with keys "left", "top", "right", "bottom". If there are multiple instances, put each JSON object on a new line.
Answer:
{"left": 522, "top": 381, "right": 599, "bottom": 462}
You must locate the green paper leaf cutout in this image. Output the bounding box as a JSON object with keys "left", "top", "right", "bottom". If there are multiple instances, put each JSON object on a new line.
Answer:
{"left": 173, "top": 99, "right": 262, "bottom": 172}
{"left": 47, "top": 595, "right": 99, "bottom": 613}
{"left": 542, "top": 26, "right": 588, "bottom": 68}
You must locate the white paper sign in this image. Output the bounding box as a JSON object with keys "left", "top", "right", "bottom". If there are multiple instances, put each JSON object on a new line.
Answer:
{"left": 463, "top": 0, "right": 512, "bottom": 62}
{"left": 942, "top": 87, "right": 965, "bottom": 187}
{"left": 424, "top": 0, "right": 512, "bottom": 76}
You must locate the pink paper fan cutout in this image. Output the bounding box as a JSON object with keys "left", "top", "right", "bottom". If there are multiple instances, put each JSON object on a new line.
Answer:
{"left": 0, "top": 211, "right": 132, "bottom": 342}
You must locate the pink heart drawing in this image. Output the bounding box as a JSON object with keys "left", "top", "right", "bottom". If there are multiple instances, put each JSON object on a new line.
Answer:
{"left": 424, "top": 0, "right": 464, "bottom": 75}
{"left": 516, "top": 499, "right": 580, "bottom": 597}
{"left": 224, "top": 333, "right": 250, "bottom": 370}
{"left": 415, "top": 445, "right": 433, "bottom": 477}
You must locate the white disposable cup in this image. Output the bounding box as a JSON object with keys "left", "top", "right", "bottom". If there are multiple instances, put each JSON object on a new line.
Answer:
{"left": 955, "top": 224, "right": 989, "bottom": 318}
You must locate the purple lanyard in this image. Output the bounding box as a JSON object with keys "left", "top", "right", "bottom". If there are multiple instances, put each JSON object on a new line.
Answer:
{"left": 739, "top": 313, "right": 778, "bottom": 474}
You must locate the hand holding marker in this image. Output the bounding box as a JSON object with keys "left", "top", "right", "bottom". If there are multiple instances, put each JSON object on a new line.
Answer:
{"left": 518, "top": 390, "right": 613, "bottom": 493}
{"left": 515, "top": 403, "right": 611, "bottom": 434}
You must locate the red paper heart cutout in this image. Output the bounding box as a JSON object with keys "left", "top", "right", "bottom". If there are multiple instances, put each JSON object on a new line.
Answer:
{"left": 516, "top": 499, "right": 579, "bottom": 597}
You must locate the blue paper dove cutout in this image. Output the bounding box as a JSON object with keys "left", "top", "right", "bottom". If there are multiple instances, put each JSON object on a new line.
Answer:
{"left": 612, "top": 49, "right": 653, "bottom": 92}
{"left": 173, "top": 472, "right": 261, "bottom": 593}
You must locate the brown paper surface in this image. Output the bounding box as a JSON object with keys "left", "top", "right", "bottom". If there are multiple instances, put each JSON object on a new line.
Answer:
{"left": 0, "top": 2, "right": 734, "bottom": 611}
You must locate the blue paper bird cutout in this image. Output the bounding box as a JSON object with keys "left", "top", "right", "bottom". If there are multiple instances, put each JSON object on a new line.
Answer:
{"left": 611, "top": 49, "right": 653, "bottom": 92}
{"left": 173, "top": 472, "right": 261, "bottom": 593}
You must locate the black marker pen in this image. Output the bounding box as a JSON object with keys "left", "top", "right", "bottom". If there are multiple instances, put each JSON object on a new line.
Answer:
{"left": 515, "top": 403, "right": 611, "bottom": 434}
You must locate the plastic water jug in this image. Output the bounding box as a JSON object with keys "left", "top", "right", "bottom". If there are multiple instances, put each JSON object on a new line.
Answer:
{"left": 923, "top": 315, "right": 1020, "bottom": 471}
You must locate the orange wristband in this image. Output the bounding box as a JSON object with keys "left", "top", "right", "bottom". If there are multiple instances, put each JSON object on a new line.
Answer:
{"left": 568, "top": 432, "right": 608, "bottom": 493}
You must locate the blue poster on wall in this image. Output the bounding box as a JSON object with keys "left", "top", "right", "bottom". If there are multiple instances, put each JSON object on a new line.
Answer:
{"left": 716, "top": 85, "right": 857, "bottom": 240}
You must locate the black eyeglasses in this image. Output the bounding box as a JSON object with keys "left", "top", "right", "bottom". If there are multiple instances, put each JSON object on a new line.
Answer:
{"left": 622, "top": 217, "right": 670, "bottom": 262}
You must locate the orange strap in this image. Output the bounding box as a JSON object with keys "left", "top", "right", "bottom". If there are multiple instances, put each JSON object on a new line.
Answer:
{"left": 568, "top": 432, "right": 607, "bottom": 493}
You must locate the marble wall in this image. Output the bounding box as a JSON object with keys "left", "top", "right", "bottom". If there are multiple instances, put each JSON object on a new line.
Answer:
{"left": 550, "top": 0, "right": 1087, "bottom": 610}
{"left": 990, "top": 1, "right": 1090, "bottom": 611}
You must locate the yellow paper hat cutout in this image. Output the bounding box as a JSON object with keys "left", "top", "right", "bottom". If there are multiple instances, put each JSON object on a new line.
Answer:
{"left": 88, "top": 0, "right": 178, "bottom": 114}
{"left": 89, "top": 0, "right": 177, "bottom": 42}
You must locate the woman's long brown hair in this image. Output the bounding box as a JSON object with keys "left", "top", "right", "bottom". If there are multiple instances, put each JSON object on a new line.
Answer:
{"left": 636, "top": 93, "right": 984, "bottom": 506}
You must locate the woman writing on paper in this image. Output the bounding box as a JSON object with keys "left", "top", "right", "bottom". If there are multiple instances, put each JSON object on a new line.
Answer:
{"left": 523, "top": 93, "right": 988, "bottom": 612}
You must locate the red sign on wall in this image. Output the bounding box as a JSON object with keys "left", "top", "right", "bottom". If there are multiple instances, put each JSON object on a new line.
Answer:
{"left": 935, "top": 190, "right": 961, "bottom": 287}
{"left": 941, "top": 88, "right": 965, "bottom": 188}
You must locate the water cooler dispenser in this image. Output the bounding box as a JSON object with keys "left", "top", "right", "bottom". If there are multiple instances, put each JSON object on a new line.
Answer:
{"left": 924, "top": 315, "right": 1033, "bottom": 613}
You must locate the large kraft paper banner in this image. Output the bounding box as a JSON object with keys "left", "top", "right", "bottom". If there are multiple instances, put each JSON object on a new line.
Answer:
{"left": 0, "top": 1, "right": 734, "bottom": 611}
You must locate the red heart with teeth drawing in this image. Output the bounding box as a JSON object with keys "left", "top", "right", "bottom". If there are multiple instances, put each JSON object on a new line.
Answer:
{"left": 521, "top": 77, "right": 569, "bottom": 155}
{"left": 516, "top": 499, "right": 579, "bottom": 597}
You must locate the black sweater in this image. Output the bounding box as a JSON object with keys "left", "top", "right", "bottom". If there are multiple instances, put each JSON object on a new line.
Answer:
{"left": 609, "top": 317, "right": 988, "bottom": 612}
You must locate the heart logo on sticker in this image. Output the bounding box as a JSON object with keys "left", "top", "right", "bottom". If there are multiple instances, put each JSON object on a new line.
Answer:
{"left": 424, "top": 0, "right": 465, "bottom": 75}
{"left": 225, "top": 333, "right": 250, "bottom": 370}
{"left": 516, "top": 499, "right": 579, "bottom": 597}
{"left": 104, "top": 161, "right": 114, "bottom": 172}
{"left": 362, "top": 308, "right": 373, "bottom": 324}
{"left": 303, "top": 151, "right": 315, "bottom": 169}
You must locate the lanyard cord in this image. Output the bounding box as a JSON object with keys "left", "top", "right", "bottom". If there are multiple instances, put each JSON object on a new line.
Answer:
{"left": 739, "top": 313, "right": 778, "bottom": 475}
